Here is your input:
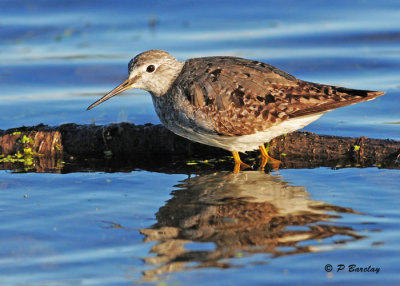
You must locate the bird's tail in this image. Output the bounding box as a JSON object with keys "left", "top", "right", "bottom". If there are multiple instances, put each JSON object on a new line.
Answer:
{"left": 289, "top": 84, "right": 385, "bottom": 118}
{"left": 333, "top": 86, "right": 385, "bottom": 101}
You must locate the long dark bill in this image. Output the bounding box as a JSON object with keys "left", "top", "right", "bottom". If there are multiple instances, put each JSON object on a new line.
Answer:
{"left": 87, "top": 78, "right": 134, "bottom": 110}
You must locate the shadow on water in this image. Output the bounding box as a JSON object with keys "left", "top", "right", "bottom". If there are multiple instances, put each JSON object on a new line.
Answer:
{"left": 139, "top": 171, "right": 364, "bottom": 281}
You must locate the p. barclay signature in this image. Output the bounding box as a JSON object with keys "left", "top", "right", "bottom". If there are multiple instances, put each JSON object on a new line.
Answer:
{"left": 325, "top": 264, "right": 380, "bottom": 274}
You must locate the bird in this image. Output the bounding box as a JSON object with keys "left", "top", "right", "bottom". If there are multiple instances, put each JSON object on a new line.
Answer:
{"left": 87, "top": 50, "right": 385, "bottom": 172}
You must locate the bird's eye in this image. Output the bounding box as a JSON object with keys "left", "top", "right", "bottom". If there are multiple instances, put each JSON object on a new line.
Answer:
{"left": 146, "top": 65, "right": 156, "bottom": 73}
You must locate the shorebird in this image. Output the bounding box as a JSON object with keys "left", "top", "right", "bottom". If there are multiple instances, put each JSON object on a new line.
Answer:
{"left": 87, "top": 50, "right": 385, "bottom": 172}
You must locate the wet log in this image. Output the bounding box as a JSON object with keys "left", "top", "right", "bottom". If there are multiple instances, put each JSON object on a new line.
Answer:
{"left": 0, "top": 123, "right": 399, "bottom": 173}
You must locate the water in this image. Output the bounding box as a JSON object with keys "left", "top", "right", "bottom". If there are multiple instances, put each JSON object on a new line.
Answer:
{"left": 0, "top": 169, "right": 399, "bottom": 285}
{"left": 0, "top": 0, "right": 399, "bottom": 285}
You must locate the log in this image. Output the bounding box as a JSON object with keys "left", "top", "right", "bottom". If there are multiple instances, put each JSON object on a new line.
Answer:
{"left": 0, "top": 123, "right": 399, "bottom": 173}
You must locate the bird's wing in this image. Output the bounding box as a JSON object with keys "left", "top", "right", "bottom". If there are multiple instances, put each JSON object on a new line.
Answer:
{"left": 177, "top": 57, "right": 384, "bottom": 136}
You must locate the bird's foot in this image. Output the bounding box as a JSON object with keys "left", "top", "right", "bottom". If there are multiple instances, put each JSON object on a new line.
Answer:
{"left": 259, "top": 155, "right": 281, "bottom": 171}
{"left": 233, "top": 161, "right": 252, "bottom": 174}
{"left": 232, "top": 151, "right": 251, "bottom": 173}
{"left": 259, "top": 145, "right": 281, "bottom": 171}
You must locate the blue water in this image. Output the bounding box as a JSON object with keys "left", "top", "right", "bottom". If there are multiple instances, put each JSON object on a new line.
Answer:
{"left": 0, "top": 0, "right": 399, "bottom": 285}
{"left": 0, "top": 168, "right": 398, "bottom": 285}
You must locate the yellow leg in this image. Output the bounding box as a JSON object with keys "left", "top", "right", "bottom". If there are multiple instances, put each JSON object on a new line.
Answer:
{"left": 232, "top": 151, "right": 251, "bottom": 173}
{"left": 259, "top": 144, "right": 281, "bottom": 170}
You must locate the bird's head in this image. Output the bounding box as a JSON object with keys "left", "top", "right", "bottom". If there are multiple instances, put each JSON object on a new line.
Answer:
{"left": 87, "top": 50, "right": 183, "bottom": 110}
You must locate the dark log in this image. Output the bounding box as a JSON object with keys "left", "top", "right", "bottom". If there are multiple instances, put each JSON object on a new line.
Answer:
{"left": 0, "top": 123, "right": 399, "bottom": 173}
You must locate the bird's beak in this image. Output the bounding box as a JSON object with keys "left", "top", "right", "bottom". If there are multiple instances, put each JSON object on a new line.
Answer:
{"left": 87, "top": 77, "right": 135, "bottom": 110}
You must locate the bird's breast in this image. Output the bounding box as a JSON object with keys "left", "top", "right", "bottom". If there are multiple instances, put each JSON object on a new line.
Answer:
{"left": 150, "top": 91, "right": 216, "bottom": 136}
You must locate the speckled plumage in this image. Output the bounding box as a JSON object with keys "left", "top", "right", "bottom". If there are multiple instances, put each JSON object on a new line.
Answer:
{"left": 88, "top": 50, "right": 385, "bottom": 154}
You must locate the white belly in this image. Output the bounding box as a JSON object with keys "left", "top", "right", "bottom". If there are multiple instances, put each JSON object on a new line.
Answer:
{"left": 170, "top": 113, "right": 323, "bottom": 152}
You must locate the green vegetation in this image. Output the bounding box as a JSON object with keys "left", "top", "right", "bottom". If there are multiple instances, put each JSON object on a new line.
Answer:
{"left": 0, "top": 133, "right": 39, "bottom": 171}
{"left": 0, "top": 147, "right": 36, "bottom": 171}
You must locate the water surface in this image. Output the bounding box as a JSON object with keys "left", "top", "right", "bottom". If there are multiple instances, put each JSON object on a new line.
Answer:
{"left": 0, "top": 168, "right": 399, "bottom": 285}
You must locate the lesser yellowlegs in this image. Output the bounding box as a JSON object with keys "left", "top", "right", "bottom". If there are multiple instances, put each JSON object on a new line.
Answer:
{"left": 87, "top": 50, "right": 385, "bottom": 172}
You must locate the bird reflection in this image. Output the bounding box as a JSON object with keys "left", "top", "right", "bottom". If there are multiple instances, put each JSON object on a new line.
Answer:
{"left": 140, "top": 171, "right": 363, "bottom": 281}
